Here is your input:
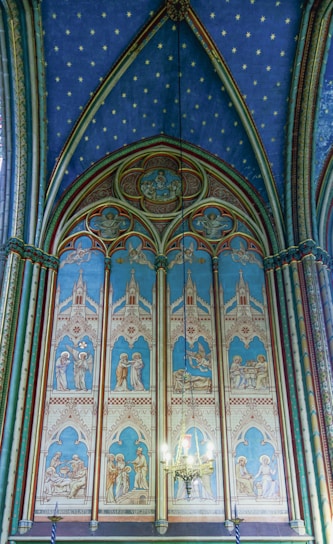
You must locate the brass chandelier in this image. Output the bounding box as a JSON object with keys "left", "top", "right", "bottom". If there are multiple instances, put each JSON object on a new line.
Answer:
{"left": 162, "top": 424, "right": 214, "bottom": 498}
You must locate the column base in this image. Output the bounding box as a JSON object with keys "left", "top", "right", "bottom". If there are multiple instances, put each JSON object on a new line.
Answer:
{"left": 18, "top": 520, "right": 33, "bottom": 534}
{"left": 90, "top": 520, "right": 99, "bottom": 531}
{"left": 224, "top": 519, "right": 235, "bottom": 533}
{"left": 290, "top": 519, "right": 306, "bottom": 535}
{"left": 155, "top": 519, "right": 168, "bottom": 534}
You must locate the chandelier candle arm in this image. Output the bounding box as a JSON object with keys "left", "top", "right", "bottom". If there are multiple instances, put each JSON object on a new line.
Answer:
{"left": 162, "top": 436, "right": 214, "bottom": 498}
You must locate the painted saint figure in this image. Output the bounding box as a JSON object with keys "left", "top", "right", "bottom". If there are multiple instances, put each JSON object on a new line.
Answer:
{"left": 106, "top": 454, "right": 117, "bottom": 503}
{"left": 55, "top": 351, "right": 71, "bottom": 391}
{"left": 115, "top": 453, "right": 131, "bottom": 500}
{"left": 254, "top": 455, "right": 279, "bottom": 498}
{"left": 255, "top": 354, "right": 269, "bottom": 389}
{"left": 115, "top": 353, "right": 131, "bottom": 391}
{"left": 50, "top": 451, "right": 62, "bottom": 469}
{"left": 196, "top": 211, "right": 229, "bottom": 239}
{"left": 93, "top": 211, "right": 126, "bottom": 238}
{"left": 67, "top": 455, "right": 87, "bottom": 499}
{"left": 43, "top": 466, "right": 71, "bottom": 501}
{"left": 130, "top": 447, "right": 149, "bottom": 490}
{"left": 231, "top": 241, "right": 263, "bottom": 268}
{"left": 130, "top": 352, "right": 145, "bottom": 391}
{"left": 173, "top": 368, "right": 211, "bottom": 393}
{"left": 229, "top": 355, "right": 244, "bottom": 389}
{"left": 235, "top": 456, "right": 255, "bottom": 496}
{"left": 74, "top": 352, "right": 92, "bottom": 391}
{"left": 66, "top": 345, "right": 93, "bottom": 391}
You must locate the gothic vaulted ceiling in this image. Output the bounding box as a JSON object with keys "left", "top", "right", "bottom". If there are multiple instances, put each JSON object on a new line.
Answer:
{"left": 41, "top": 0, "right": 333, "bottom": 217}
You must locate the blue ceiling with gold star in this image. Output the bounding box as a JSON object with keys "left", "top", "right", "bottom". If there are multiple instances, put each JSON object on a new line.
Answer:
{"left": 41, "top": 0, "right": 333, "bottom": 210}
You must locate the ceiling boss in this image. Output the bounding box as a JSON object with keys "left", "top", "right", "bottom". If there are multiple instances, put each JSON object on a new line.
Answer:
{"left": 166, "top": 0, "right": 190, "bottom": 21}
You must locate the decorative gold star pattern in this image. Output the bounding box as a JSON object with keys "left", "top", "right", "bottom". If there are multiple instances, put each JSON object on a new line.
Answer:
{"left": 42, "top": 0, "right": 312, "bottom": 203}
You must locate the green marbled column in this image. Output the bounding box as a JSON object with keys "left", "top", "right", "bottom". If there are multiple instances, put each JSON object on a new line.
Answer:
{"left": 317, "top": 262, "right": 333, "bottom": 372}
{"left": 268, "top": 264, "right": 305, "bottom": 530}
{"left": 289, "top": 257, "right": 331, "bottom": 544}
{"left": 17, "top": 264, "right": 54, "bottom": 532}
{"left": 0, "top": 255, "right": 35, "bottom": 541}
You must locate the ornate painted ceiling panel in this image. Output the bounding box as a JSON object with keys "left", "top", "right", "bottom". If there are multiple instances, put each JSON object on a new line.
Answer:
{"left": 42, "top": 0, "right": 160, "bottom": 169}
{"left": 190, "top": 0, "right": 303, "bottom": 193}
{"left": 59, "top": 19, "right": 265, "bottom": 200}
{"left": 41, "top": 0, "right": 328, "bottom": 211}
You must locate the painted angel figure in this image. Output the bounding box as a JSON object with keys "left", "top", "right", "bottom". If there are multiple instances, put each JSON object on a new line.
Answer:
{"left": 187, "top": 343, "right": 211, "bottom": 372}
{"left": 196, "top": 212, "right": 229, "bottom": 238}
{"left": 231, "top": 241, "right": 263, "bottom": 268}
{"left": 67, "top": 345, "right": 93, "bottom": 391}
{"left": 93, "top": 211, "right": 126, "bottom": 238}
{"left": 128, "top": 241, "right": 154, "bottom": 269}
{"left": 59, "top": 242, "right": 91, "bottom": 268}
{"left": 168, "top": 241, "right": 194, "bottom": 269}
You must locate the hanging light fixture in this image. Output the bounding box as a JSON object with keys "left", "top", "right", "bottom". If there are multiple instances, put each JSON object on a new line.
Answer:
{"left": 162, "top": 422, "right": 214, "bottom": 498}
{"left": 162, "top": 0, "right": 214, "bottom": 500}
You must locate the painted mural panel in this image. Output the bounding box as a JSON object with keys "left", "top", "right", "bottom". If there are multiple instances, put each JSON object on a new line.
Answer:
{"left": 35, "top": 236, "right": 105, "bottom": 518}
{"left": 168, "top": 235, "right": 214, "bottom": 391}
{"left": 31, "top": 151, "right": 292, "bottom": 527}
{"left": 100, "top": 233, "right": 156, "bottom": 518}
{"left": 166, "top": 234, "right": 223, "bottom": 520}
{"left": 108, "top": 235, "right": 155, "bottom": 393}
{"left": 218, "top": 234, "right": 288, "bottom": 520}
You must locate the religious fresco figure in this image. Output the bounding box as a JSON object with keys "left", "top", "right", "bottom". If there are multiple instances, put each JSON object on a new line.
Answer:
{"left": 176, "top": 455, "right": 214, "bottom": 501}
{"left": 254, "top": 455, "right": 279, "bottom": 498}
{"left": 128, "top": 241, "right": 155, "bottom": 269}
{"left": 173, "top": 369, "right": 212, "bottom": 393}
{"left": 50, "top": 451, "right": 62, "bottom": 469}
{"left": 234, "top": 425, "right": 282, "bottom": 503}
{"left": 168, "top": 241, "right": 195, "bottom": 269}
{"left": 229, "top": 355, "right": 244, "bottom": 389}
{"left": 67, "top": 454, "right": 88, "bottom": 498}
{"left": 55, "top": 351, "right": 71, "bottom": 391}
{"left": 66, "top": 345, "right": 93, "bottom": 391}
{"left": 139, "top": 168, "right": 182, "bottom": 202}
{"left": 129, "top": 447, "right": 149, "bottom": 490}
{"left": 106, "top": 429, "right": 150, "bottom": 504}
{"left": 235, "top": 456, "right": 255, "bottom": 496}
{"left": 200, "top": 456, "right": 215, "bottom": 500}
{"left": 59, "top": 242, "right": 92, "bottom": 268}
{"left": 173, "top": 430, "right": 216, "bottom": 501}
{"left": 43, "top": 466, "right": 71, "bottom": 501}
{"left": 230, "top": 354, "right": 269, "bottom": 391}
{"left": 114, "top": 453, "right": 131, "bottom": 500}
{"left": 43, "top": 451, "right": 88, "bottom": 501}
{"left": 187, "top": 342, "right": 211, "bottom": 372}
{"left": 255, "top": 354, "right": 269, "bottom": 389}
{"left": 114, "top": 353, "right": 131, "bottom": 391}
{"left": 130, "top": 352, "right": 145, "bottom": 391}
{"left": 105, "top": 454, "right": 117, "bottom": 503}
{"left": 113, "top": 351, "right": 148, "bottom": 392}
{"left": 230, "top": 240, "right": 263, "bottom": 268}
{"left": 154, "top": 169, "right": 168, "bottom": 198}
{"left": 91, "top": 210, "right": 127, "bottom": 239}
{"left": 195, "top": 211, "right": 231, "bottom": 239}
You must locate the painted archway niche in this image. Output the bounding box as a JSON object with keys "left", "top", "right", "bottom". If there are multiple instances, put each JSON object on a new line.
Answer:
{"left": 31, "top": 146, "right": 295, "bottom": 529}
